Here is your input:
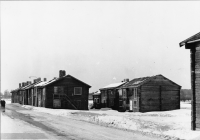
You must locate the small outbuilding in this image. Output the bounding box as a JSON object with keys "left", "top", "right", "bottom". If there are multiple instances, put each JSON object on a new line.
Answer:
{"left": 180, "top": 32, "right": 200, "bottom": 130}
{"left": 119, "top": 74, "right": 181, "bottom": 112}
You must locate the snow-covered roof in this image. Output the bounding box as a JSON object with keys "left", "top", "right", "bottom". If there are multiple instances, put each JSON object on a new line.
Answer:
{"left": 24, "top": 81, "right": 42, "bottom": 89}
{"left": 21, "top": 84, "right": 32, "bottom": 90}
{"left": 41, "top": 77, "right": 59, "bottom": 87}
{"left": 93, "top": 91, "right": 101, "bottom": 95}
{"left": 120, "top": 76, "right": 150, "bottom": 88}
{"left": 100, "top": 82, "right": 126, "bottom": 90}
{"left": 34, "top": 81, "right": 48, "bottom": 87}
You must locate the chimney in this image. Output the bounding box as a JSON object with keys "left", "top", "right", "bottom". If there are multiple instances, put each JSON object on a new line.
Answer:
{"left": 44, "top": 78, "right": 47, "bottom": 81}
{"left": 37, "top": 77, "right": 41, "bottom": 82}
{"left": 33, "top": 79, "right": 37, "bottom": 83}
{"left": 28, "top": 81, "right": 32, "bottom": 85}
{"left": 19, "top": 83, "right": 21, "bottom": 88}
{"left": 123, "top": 79, "right": 129, "bottom": 82}
{"left": 62, "top": 70, "right": 66, "bottom": 77}
{"left": 59, "top": 70, "right": 63, "bottom": 78}
{"left": 22, "top": 82, "right": 25, "bottom": 87}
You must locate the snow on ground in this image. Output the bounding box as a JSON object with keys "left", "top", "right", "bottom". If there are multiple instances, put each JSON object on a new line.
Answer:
{"left": 0, "top": 111, "right": 56, "bottom": 140}
{"left": 21, "top": 102, "right": 200, "bottom": 140}
{"left": 2, "top": 99, "right": 11, "bottom": 104}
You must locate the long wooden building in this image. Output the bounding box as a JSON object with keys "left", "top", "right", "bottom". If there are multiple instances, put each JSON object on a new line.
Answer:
{"left": 180, "top": 32, "right": 200, "bottom": 130}
{"left": 11, "top": 70, "right": 91, "bottom": 110}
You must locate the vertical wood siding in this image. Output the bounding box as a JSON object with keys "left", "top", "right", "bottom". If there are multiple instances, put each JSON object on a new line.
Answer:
{"left": 195, "top": 44, "right": 200, "bottom": 130}
{"left": 140, "top": 75, "right": 180, "bottom": 112}
{"left": 45, "top": 76, "right": 89, "bottom": 110}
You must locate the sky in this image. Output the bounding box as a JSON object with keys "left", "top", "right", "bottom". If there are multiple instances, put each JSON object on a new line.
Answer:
{"left": 1, "top": 1, "right": 200, "bottom": 93}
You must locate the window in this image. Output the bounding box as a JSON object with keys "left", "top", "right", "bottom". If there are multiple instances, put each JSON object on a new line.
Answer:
{"left": 54, "top": 86, "right": 64, "bottom": 94}
{"left": 118, "top": 89, "right": 122, "bottom": 96}
{"left": 74, "top": 87, "right": 82, "bottom": 95}
{"left": 134, "top": 88, "right": 137, "bottom": 99}
{"left": 123, "top": 89, "right": 126, "bottom": 97}
{"left": 133, "top": 100, "right": 137, "bottom": 108}
{"left": 97, "top": 98, "right": 100, "bottom": 104}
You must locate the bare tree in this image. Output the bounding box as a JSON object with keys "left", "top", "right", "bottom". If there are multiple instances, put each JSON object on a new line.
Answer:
{"left": 3, "top": 90, "right": 11, "bottom": 99}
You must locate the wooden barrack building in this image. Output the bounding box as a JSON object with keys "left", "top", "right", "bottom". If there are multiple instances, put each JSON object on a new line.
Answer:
{"left": 180, "top": 32, "right": 200, "bottom": 130}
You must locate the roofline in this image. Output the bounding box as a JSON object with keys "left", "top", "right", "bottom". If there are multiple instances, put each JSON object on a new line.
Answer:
{"left": 99, "top": 82, "right": 127, "bottom": 90}
{"left": 118, "top": 76, "right": 152, "bottom": 89}
{"left": 117, "top": 74, "right": 181, "bottom": 89}
{"left": 43, "top": 75, "right": 91, "bottom": 88}
{"left": 180, "top": 39, "right": 200, "bottom": 47}
{"left": 69, "top": 75, "right": 91, "bottom": 88}
{"left": 24, "top": 81, "right": 42, "bottom": 90}
{"left": 179, "top": 32, "right": 200, "bottom": 47}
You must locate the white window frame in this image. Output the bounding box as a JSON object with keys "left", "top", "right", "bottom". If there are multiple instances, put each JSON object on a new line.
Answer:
{"left": 74, "top": 87, "right": 82, "bottom": 95}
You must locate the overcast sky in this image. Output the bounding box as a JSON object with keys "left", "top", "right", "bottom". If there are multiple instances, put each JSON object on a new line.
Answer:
{"left": 1, "top": 1, "right": 200, "bottom": 93}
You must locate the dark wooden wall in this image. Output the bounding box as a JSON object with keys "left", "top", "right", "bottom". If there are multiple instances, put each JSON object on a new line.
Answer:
{"left": 195, "top": 45, "right": 200, "bottom": 130}
{"left": 140, "top": 75, "right": 180, "bottom": 112}
{"left": 45, "top": 76, "right": 89, "bottom": 110}
{"left": 190, "top": 42, "right": 200, "bottom": 130}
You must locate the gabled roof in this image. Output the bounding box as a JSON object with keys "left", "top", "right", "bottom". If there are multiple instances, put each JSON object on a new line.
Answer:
{"left": 120, "top": 74, "right": 181, "bottom": 88}
{"left": 41, "top": 75, "right": 91, "bottom": 88}
{"left": 179, "top": 32, "right": 200, "bottom": 47}
{"left": 120, "top": 76, "right": 151, "bottom": 88}
{"left": 100, "top": 82, "right": 126, "bottom": 90}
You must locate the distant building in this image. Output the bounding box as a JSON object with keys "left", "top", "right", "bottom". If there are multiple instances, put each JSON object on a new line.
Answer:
{"left": 180, "top": 32, "right": 200, "bottom": 130}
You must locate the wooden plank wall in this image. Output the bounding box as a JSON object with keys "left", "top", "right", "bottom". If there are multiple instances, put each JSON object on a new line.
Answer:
{"left": 140, "top": 86, "right": 160, "bottom": 112}
{"left": 140, "top": 75, "right": 180, "bottom": 112}
{"left": 195, "top": 45, "right": 200, "bottom": 130}
{"left": 45, "top": 76, "right": 89, "bottom": 110}
{"left": 161, "top": 86, "right": 180, "bottom": 111}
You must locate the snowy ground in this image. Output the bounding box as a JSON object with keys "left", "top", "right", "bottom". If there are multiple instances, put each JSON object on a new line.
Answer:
{"left": 1, "top": 99, "right": 62, "bottom": 140}
{"left": 21, "top": 102, "right": 200, "bottom": 140}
